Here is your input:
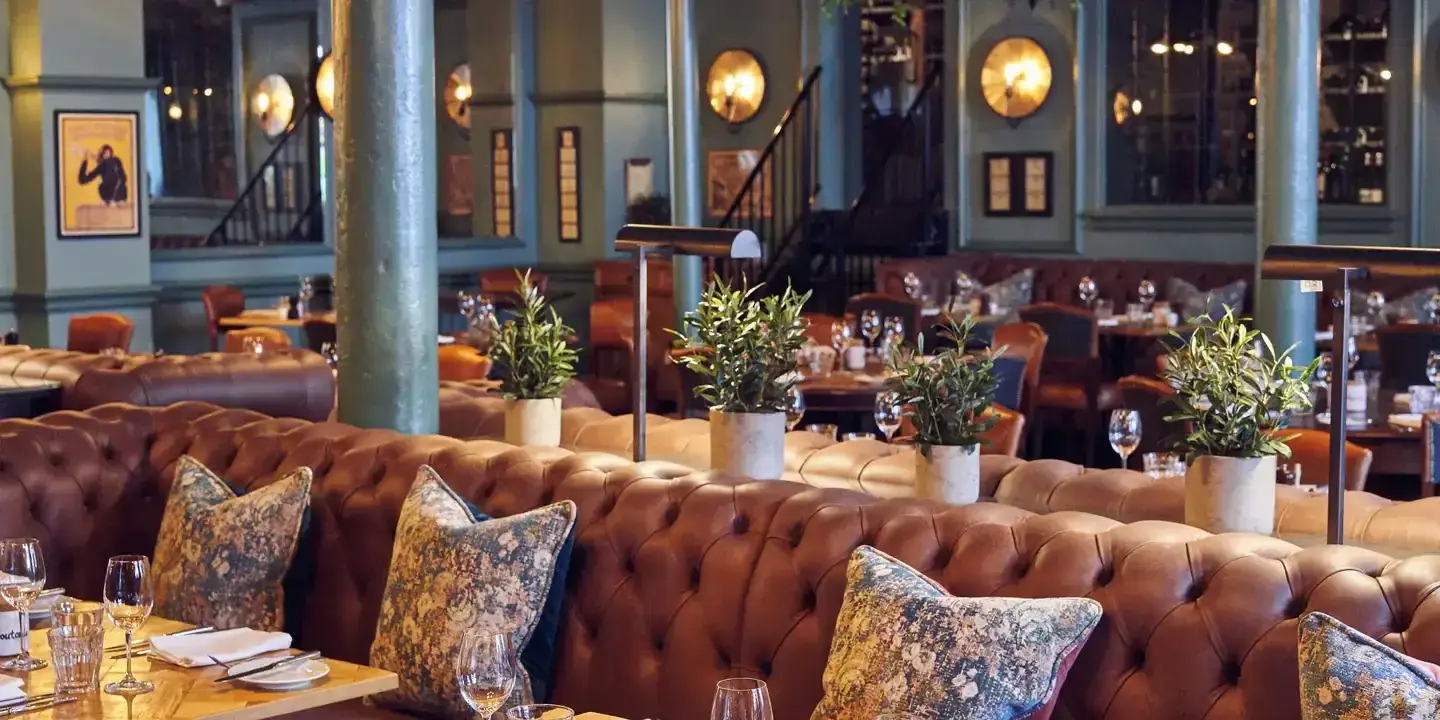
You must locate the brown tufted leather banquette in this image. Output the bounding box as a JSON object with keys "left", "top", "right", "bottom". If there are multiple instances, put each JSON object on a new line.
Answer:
{"left": 9, "top": 402, "right": 1440, "bottom": 720}
{"left": 0, "top": 347, "right": 335, "bottom": 421}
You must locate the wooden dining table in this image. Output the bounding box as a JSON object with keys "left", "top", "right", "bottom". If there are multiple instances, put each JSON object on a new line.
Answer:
{"left": 1292, "top": 388, "right": 1422, "bottom": 478}
{"left": 3, "top": 617, "right": 397, "bottom": 719}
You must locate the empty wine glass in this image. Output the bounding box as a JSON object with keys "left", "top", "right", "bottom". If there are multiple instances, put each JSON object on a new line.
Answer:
{"left": 1137, "top": 280, "right": 1157, "bottom": 310}
{"left": 830, "top": 319, "right": 853, "bottom": 354}
{"left": 1077, "top": 277, "right": 1098, "bottom": 308}
{"left": 0, "top": 538, "right": 47, "bottom": 671}
{"left": 456, "top": 630, "right": 519, "bottom": 717}
{"left": 784, "top": 387, "right": 806, "bottom": 431}
{"left": 242, "top": 336, "right": 267, "bottom": 356}
{"left": 1366, "top": 291, "right": 1386, "bottom": 319}
{"left": 1345, "top": 335, "right": 1360, "bottom": 376}
{"left": 902, "top": 272, "right": 923, "bottom": 300}
{"left": 711, "top": 678, "right": 774, "bottom": 720}
{"left": 1428, "top": 351, "right": 1440, "bottom": 389}
{"left": 103, "top": 555, "right": 154, "bottom": 695}
{"left": 875, "top": 391, "right": 903, "bottom": 442}
{"left": 320, "top": 341, "right": 339, "bottom": 371}
{"left": 1108, "top": 409, "right": 1142, "bottom": 469}
{"left": 1429, "top": 292, "right": 1440, "bottom": 324}
{"left": 860, "top": 310, "right": 882, "bottom": 351}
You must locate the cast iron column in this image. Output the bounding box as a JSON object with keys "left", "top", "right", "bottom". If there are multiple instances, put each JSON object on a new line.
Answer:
{"left": 333, "top": 0, "right": 440, "bottom": 433}
{"left": 667, "top": 0, "right": 704, "bottom": 316}
{"left": 1255, "top": 0, "right": 1319, "bottom": 360}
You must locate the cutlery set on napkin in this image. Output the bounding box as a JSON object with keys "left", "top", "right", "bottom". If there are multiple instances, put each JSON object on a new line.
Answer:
{"left": 144, "top": 627, "right": 326, "bottom": 685}
{"left": 0, "top": 677, "right": 76, "bottom": 716}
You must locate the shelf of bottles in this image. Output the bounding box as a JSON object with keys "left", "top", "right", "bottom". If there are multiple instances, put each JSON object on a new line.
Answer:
{"left": 858, "top": 0, "right": 944, "bottom": 98}
{"left": 1319, "top": 11, "right": 1388, "bottom": 205}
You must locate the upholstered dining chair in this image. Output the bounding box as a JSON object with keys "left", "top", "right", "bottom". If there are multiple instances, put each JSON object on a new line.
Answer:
{"left": 302, "top": 317, "right": 336, "bottom": 352}
{"left": 479, "top": 268, "right": 549, "bottom": 296}
{"left": 201, "top": 285, "right": 245, "bottom": 351}
{"left": 1375, "top": 323, "right": 1440, "bottom": 390}
{"left": 895, "top": 404, "right": 1026, "bottom": 458}
{"left": 438, "top": 344, "right": 493, "bottom": 382}
{"left": 68, "top": 313, "right": 135, "bottom": 354}
{"left": 844, "top": 292, "right": 924, "bottom": 347}
{"left": 223, "top": 326, "right": 292, "bottom": 353}
{"left": 993, "top": 322, "right": 1047, "bottom": 434}
{"left": 1116, "top": 375, "right": 1178, "bottom": 458}
{"left": 1280, "top": 427, "right": 1373, "bottom": 491}
{"left": 1018, "top": 302, "right": 1121, "bottom": 465}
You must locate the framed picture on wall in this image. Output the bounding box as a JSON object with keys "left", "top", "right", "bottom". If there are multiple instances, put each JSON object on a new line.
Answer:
{"left": 54, "top": 110, "right": 141, "bottom": 238}
{"left": 490, "top": 129, "right": 514, "bottom": 236}
{"left": 981, "top": 151, "right": 1053, "bottom": 218}
{"left": 707, "top": 149, "right": 770, "bottom": 218}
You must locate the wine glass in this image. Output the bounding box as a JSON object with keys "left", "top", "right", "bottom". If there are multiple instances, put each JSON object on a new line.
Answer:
{"left": 874, "top": 391, "right": 903, "bottom": 443}
{"left": 320, "top": 341, "right": 339, "bottom": 371}
{"left": 0, "top": 539, "right": 47, "bottom": 671}
{"left": 902, "top": 272, "right": 923, "bottom": 300}
{"left": 1427, "top": 351, "right": 1440, "bottom": 390}
{"left": 784, "top": 387, "right": 806, "bottom": 431}
{"left": 1345, "top": 335, "right": 1360, "bottom": 376}
{"left": 456, "top": 630, "right": 519, "bottom": 717}
{"left": 103, "top": 555, "right": 155, "bottom": 695}
{"left": 1137, "top": 280, "right": 1157, "bottom": 310}
{"left": 830, "top": 320, "right": 852, "bottom": 355}
{"left": 1077, "top": 277, "right": 1098, "bottom": 308}
{"left": 860, "top": 310, "right": 882, "bottom": 351}
{"left": 711, "top": 678, "right": 774, "bottom": 720}
{"left": 1108, "top": 409, "right": 1142, "bottom": 469}
{"left": 1366, "top": 291, "right": 1386, "bottom": 320}
{"left": 242, "top": 336, "right": 267, "bottom": 356}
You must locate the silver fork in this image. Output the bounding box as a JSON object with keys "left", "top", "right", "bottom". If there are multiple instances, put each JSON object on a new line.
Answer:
{"left": 207, "top": 650, "right": 290, "bottom": 670}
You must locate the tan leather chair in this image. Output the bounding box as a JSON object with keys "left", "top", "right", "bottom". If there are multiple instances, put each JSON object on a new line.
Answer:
{"left": 1280, "top": 427, "right": 1373, "bottom": 491}
{"left": 201, "top": 285, "right": 245, "bottom": 351}
{"left": 479, "top": 268, "right": 549, "bottom": 296}
{"left": 68, "top": 313, "right": 135, "bottom": 353}
{"left": 898, "top": 404, "right": 1025, "bottom": 458}
{"left": 438, "top": 345, "right": 492, "bottom": 382}
{"left": 223, "top": 327, "right": 292, "bottom": 353}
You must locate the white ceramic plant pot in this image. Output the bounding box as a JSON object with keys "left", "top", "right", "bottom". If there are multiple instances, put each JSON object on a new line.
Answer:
{"left": 504, "top": 398, "right": 563, "bottom": 447}
{"left": 710, "top": 409, "right": 787, "bottom": 480}
{"left": 914, "top": 444, "right": 981, "bottom": 505}
{"left": 1184, "top": 454, "right": 1277, "bottom": 535}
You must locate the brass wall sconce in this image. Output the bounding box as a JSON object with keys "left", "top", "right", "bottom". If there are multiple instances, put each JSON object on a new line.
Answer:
{"left": 1113, "top": 89, "right": 1141, "bottom": 125}
{"left": 252, "top": 74, "right": 296, "bottom": 139}
{"left": 706, "top": 49, "right": 766, "bottom": 128}
{"left": 313, "top": 53, "right": 336, "bottom": 120}
{"left": 979, "top": 37, "right": 1053, "bottom": 127}
{"left": 444, "top": 64, "right": 472, "bottom": 132}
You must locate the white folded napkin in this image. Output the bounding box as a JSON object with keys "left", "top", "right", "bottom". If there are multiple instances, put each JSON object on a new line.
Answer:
{"left": 0, "top": 676, "right": 23, "bottom": 703}
{"left": 1389, "top": 413, "right": 1423, "bottom": 430}
{"left": 1098, "top": 317, "right": 1121, "bottom": 327}
{"left": 149, "top": 628, "right": 292, "bottom": 668}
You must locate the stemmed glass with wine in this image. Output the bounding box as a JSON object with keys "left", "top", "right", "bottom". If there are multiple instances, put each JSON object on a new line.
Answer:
{"left": 457, "top": 630, "right": 520, "bottom": 718}
{"left": 103, "top": 555, "right": 155, "bottom": 695}
{"left": 0, "top": 538, "right": 47, "bottom": 671}
{"left": 1108, "top": 409, "right": 1142, "bottom": 470}
{"left": 874, "top": 391, "right": 903, "bottom": 443}
{"left": 860, "top": 311, "right": 882, "bottom": 354}
{"left": 829, "top": 320, "right": 853, "bottom": 356}
{"left": 784, "top": 386, "right": 806, "bottom": 431}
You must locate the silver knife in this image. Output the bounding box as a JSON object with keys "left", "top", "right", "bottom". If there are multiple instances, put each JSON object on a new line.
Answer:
{"left": 214, "top": 651, "right": 322, "bottom": 684}
{"left": 0, "top": 696, "right": 77, "bottom": 717}
{"left": 0, "top": 693, "right": 54, "bottom": 709}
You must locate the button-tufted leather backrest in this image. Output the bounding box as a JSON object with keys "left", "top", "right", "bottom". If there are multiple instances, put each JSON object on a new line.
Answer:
{"left": 12, "top": 404, "right": 1440, "bottom": 720}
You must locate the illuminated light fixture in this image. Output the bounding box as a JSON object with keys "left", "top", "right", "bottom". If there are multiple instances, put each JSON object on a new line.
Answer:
{"left": 167, "top": 103, "right": 183, "bottom": 120}
{"left": 252, "top": 73, "right": 296, "bottom": 139}
{"left": 1216, "top": 41, "right": 1234, "bottom": 55}
{"left": 1113, "top": 90, "right": 1132, "bottom": 125}
{"left": 1380, "top": 68, "right": 1392, "bottom": 80}
{"left": 1151, "top": 43, "right": 1169, "bottom": 55}
{"left": 313, "top": 53, "right": 336, "bottom": 120}
{"left": 1172, "top": 42, "right": 1195, "bottom": 55}
{"left": 980, "top": 37, "right": 1053, "bottom": 127}
{"left": 1249, "top": 97, "right": 1258, "bottom": 106}
{"left": 444, "top": 63, "right": 472, "bottom": 132}
{"left": 706, "top": 49, "right": 767, "bottom": 128}
{"left": 1132, "top": 98, "right": 1143, "bottom": 115}
{"left": 162, "top": 85, "right": 173, "bottom": 96}
{"left": 203, "top": 87, "right": 213, "bottom": 97}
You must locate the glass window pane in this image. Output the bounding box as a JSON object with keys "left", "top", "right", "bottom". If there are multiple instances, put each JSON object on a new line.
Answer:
{"left": 1104, "top": 0, "right": 1389, "bottom": 206}
{"left": 144, "top": 0, "right": 237, "bottom": 200}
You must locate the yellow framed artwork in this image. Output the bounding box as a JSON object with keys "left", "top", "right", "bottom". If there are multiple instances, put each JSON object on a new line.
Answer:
{"left": 55, "top": 110, "right": 140, "bottom": 238}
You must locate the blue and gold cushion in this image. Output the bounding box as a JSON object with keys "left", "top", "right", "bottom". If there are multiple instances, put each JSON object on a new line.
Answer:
{"left": 1298, "top": 611, "right": 1440, "bottom": 719}
{"left": 369, "top": 466, "right": 577, "bottom": 718}
{"left": 1166, "top": 277, "right": 1248, "bottom": 321}
{"left": 153, "top": 455, "right": 312, "bottom": 632}
{"left": 812, "top": 546, "right": 1102, "bottom": 720}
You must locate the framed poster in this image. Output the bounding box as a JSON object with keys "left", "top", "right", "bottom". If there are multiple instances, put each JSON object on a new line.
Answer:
{"left": 444, "top": 153, "right": 474, "bottom": 217}
{"left": 55, "top": 111, "right": 141, "bottom": 238}
{"left": 556, "top": 127, "right": 581, "bottom": 243}
{"left": 490, "top": 130, "right": 514, "bottom": 236}
{"left": 706, "top": 149, "right": 771, "bottom": 218}
{"left": 981, "top": 151, "right": 1053, "bottom": 217}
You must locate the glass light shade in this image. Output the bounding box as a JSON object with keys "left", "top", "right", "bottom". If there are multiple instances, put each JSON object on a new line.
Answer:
{"left": 706, "top": 49, "right": 766, "bottom": 124}
{"left": 253, "top": 74, "right": 295, "bottom": 138}
{"left": 980, "top": 37, "right": 1053, "bottom": 122}
{"left": 315, "top": 54, "right": 336, "bottom": 119}
{"left": 445, "top": 64, "right": 472, "bottom": 130}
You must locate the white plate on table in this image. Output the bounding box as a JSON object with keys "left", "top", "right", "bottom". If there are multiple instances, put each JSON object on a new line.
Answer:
{"left": 228, "top": 657, "right": 330, "bottom": 691}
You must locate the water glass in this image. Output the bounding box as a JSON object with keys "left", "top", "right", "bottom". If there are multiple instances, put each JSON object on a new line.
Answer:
{"left": 0, "top": 538, "right": 47, "bottom": 671}
{"left": 1278, "top": 462, "right": 1304, "bottom": 486}
{"left": 1142, "top": 452, "right": 1181, "bottom": 478}
{"left": 842, "top": 432, "right": 873, "bottom": 442}
{"left": 1108, "top": 409, "right": 1142, "bottom": 469}
{"left": 784, "top": 387, "right": 806, "bottom": 431}
{"left": 1125, "top": 302, "right": 1146, "bottom": 324}
{"left": 457, "top": 630, "right": 519, "bottom": 717}
{"left": 805, "top": 424, "right": 839, "bottom": 442}
{"left": 48, "top": 623, "right": 104, "bottom": 693}
{"left": 711, "top": 678, "right": 774, "bottom": 720}
{"left": 1409, "top": 385, "right": 1437, "bottom": 413}
{"left": 506, "top": 705, "right": 575, "bottom": 720}
{"left": 1095, "top": 299, "right": 1114, "bottom": 319}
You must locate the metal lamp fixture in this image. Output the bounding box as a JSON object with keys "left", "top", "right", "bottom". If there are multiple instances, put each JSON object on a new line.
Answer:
{"left": 252, "top": 74, "right": 296, "bottom": 138}
{"left": 706, "top": 49, "right": 766, "bottom": 128}
{"left": 1261, "top": 244, "right": 1440, "bottom": 545}
{"left": 444, "top": 64, "right": 473, "bottom": 132}
{"left": 615, "top": 224, "right": 762, "bottom": 461}
{"left": 979, "top": 37, "right": 1053, "bottom": 127}
{"left": 313, "top": 53, "right": 336, "bottom": 120}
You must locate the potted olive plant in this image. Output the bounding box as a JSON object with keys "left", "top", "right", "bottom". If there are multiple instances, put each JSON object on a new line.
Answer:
{"left": 885, "top": 316, "right": 1002, "bottom": 504}
{"left": 670, "top": 277, "right": 810, "bottom": 480}
{"left": 489, "top": 271, "right": 579, "bottom": 447}
{"left": 1162, "top": 309, "right": 1317, "bottom": 534}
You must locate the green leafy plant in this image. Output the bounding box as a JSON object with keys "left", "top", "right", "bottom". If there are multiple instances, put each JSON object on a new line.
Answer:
{"left": 489, "top": 271, "right": 578, "bottom": 400}
{"left": 884, "top": 315, "right": 1004, "bottom": 449}
{"left": 1161, "top": 308, "right": 1318, "bottom": 463}
{"left": 669, "top": 276, "right": 811, "bottom": 413}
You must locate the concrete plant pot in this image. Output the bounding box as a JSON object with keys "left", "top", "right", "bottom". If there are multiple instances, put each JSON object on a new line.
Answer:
{"left": 710, "top": 409, "right": 787, "bottom": 480}
{"left": 504, "top": 397, "right": 563, "bottom": 447}
{"left": 1184, "top": 454, "right": 1277, "bottom": 534}
{"left": 915, "top": 443, "right": 981, "bottom": 505}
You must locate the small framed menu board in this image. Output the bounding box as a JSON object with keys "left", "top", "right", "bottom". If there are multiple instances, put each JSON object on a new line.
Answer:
{"left": 982, "top": 151, "right": 1053, "bottom": 217}
{"left": 490, "top": 130, "right": 513, "bottom": 236}
{"left": 557, "top": 127, "right": 581, "bottom": 243}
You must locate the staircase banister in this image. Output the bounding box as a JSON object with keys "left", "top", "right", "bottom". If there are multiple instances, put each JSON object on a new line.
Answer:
{"left": 719, "top": 66, "right": 823, "bottom": 225}
{"left": 844, "top": 61, "right": 943, "bottom": 216}
{"left": 205, "top": 101, "right": 317, "bottom": 239}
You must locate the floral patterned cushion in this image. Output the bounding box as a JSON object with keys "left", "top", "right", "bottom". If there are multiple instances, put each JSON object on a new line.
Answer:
{"left": 1166, "top": 277, "right": 1248, "bottom": 321}
{"left": 369, "top": 466, "right": 577, "bottom": 718}
{"left": 1298, "top": 611, "right": 1440, "bottom": 719}
{"left": 153, "top": 455, "right": 312, "bottom": 632}
{"left": 812, "top": 546, "right": 1102, "bottom": 720}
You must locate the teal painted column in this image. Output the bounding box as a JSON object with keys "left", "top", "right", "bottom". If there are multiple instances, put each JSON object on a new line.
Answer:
{"left": 807, "top": 1, "right": 862, "bottom": 210}
{"left": 667, "top": 0, "right": 705, "bottom": 311}
{"left": 1255, "top": 0, "right": 1318, "bottom": 360}
{"left": 333, "top": 0, "right": 439, "bottom": 433}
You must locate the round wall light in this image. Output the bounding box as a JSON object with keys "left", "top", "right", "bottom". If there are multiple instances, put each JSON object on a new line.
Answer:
{"left": 979, "top": 37, "right": 1053, "bottom": 127}
{"left": 706, "top": 49, "right": 766, "bottom": 126}
{"left": 252, "top": 74, "right": 295, "bottom": 139}
{"left": 444, "top": 64, "right": 472, "bottom": 131}
{"left": 314, "top": 53, "right": 336, "bottom": 119}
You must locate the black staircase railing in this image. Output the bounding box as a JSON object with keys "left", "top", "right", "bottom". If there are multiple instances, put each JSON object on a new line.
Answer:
{"left": 714, "top": 68, "right": 822, "bottom": 286}
{"left": 822, "top": 62, "right": 946, "bottom": 310}
{"left": 204, "top": 102, "right": 323, "bottom": 247}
